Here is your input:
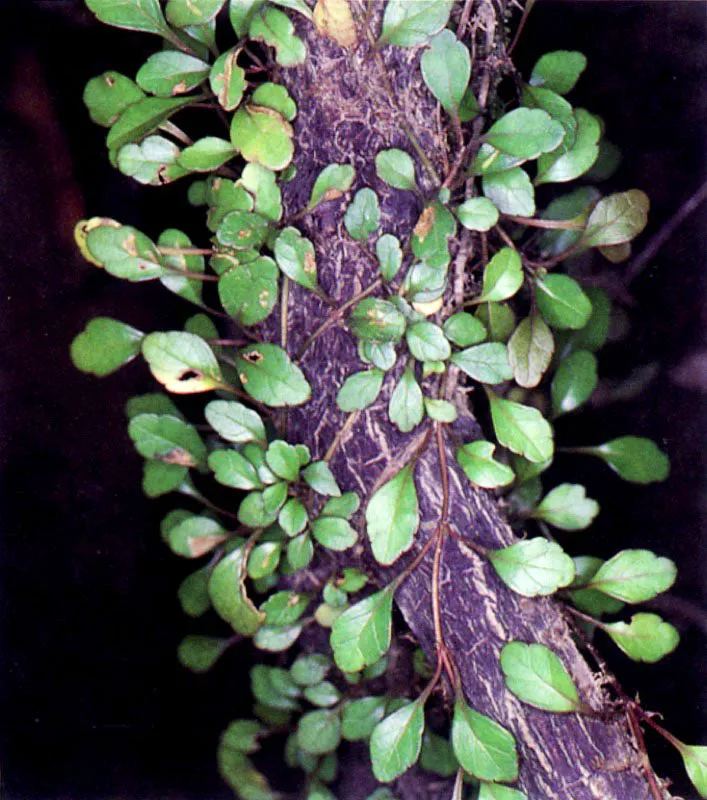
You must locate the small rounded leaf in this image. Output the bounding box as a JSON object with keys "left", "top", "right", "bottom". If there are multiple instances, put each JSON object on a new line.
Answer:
{"left": 500, "top": 642, "right": 582, "bottom": 712}
{"left": 71, "top": 317, "right": 144, "bottom": 377}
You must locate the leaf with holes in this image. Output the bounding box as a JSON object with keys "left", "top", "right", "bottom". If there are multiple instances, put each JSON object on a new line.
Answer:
{"left": 500, "top": 642, "right": 582, "bottom": 712}
{"left": 489, "top": 538, "right": 575, "bottom": 597}
{"left": 142, "top": 331, "right": 223, "bottom": 393}
{"left": 236, "top": 343, "right": 311, "bottom": 407}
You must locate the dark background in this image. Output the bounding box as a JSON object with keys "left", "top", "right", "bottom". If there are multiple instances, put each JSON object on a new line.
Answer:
{"left": 0, "top": 1, "right": 705, "bottom": 798}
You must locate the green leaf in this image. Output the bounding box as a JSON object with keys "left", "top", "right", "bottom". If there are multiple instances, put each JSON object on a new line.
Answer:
{"left": 530, "top": 51, "right": 587, "bottom": 95}
{"left": 311, "top": 517, "right": 358, "bottom": 551}
{"left": 251, "top": 664, "right": 300, "bottom": 710}
{"left": 456, "top": 197, "right": 499, "bottom": 232}
{"left": 143, "top": 461, "right": 187, "bottom": 497}
{"left": 302, "top": 461, "right": 341, "bottom": 497}
{"left": 164, "top": 513, "right": 228, "bottom": 557}
{"left": 379, "top": 0, "right": 454, "bottom": 47}
{"left": 236, "top": 343, "right": 311, "bottom": 407}
{"left": 482, "top": 167, "right": 535, "bottom": 216}
{"left": 411, "top": 202, "right": 456, "bottom": 268}
{"left": 508, "top": 314, "right": 554, "bottom": 389}
{"left": 451, "top": 343, "right": 513, "bottom": 385}
{"left": 536, "top": 109, "right": 601, "bottom": 185}
{"left": 297, "top": 709, "right": 342, "bottom": 755}
{"left": 274, "top": 227, "right": 319, "bottom": 291}
{"left": 389, "top": 367, "right": 424, "bottom": 433}
{"left": 474, "top": 247, "right": 524, "bottom": 304}
{"left": 239, "top": 484, "right": 287, "bottom": 528}
{"left": 288, "top": 533, "right": 314, "bottom": 570}
{"left": 322, "top": 492, "right": 360, "bottom": 520}
{"left": 586, "top": 549, "right": 677, "bottom": 603}
{"left": 485, "top": 108, "right": 564, "bottom": 160}
{"left": 107, "top": 96, "right": 195, "bottom": 153}
{"left": 249, "top": 7, "right": 306, "bottom": 66}
{"left": 581, "top": 190, "right": 650, "bottom": 247}
{"left": 457, "top": 441, "right": 515, "bottom": 489}
{"left": 117, "top": 135, "right": 187, "bottom": 186}
{"left": 419, "top": 731, "right": 457, "bottom": 777}
{"left": 443, "top": 312, "right": 487, "bottom": 347}
{"left": 254, "top": 623, "right": 302, "bottom": 652}
{"left": 178, "top": 567, "right": 211, "bottom": 617}
{"left": 264, "top": 440, "right": 301, "bottom": 482}
{"left": 209, "top": 48, "right": 247, "bottom": 111}
{"left": 260, "top": 591, "right": 309, "bottom": 627}
{"left": 677, "top": 744, "right": 707, "bottom": 798}
{"left": 238, "top": 163, "right": 283, "bottom": 221}
{"left": 306, "top": 163, "right": 356, "bottom": 211}
{"left": 205, "top": 400, "right": 266, "bottom": 445}
{"left": 568, "top": 556, "right": 625, "bottom": 617}
{"left": 229, "top": 0, "right": 266, "bottom": 36}
{"left": 487, "top": 392, "right": 553, "bottom": 463}
{"left": 278, "top": 498, "right": 308, "bottom": 537}
{"left": 342, "top": 697, "right": 388, "bottom": 741}
{"left": 126, "top": 392, "right": 182, "bottom": 419}
{"left": 71, "top": 317, "right": 143, "bottom": 377}
{"left": 360, "top": 340, "right": 398, "bottom": 372}
{"left": 178, "top": 635, "right": 229, "bottom": 673}
{"left": 578, "top": 436, "right": 670, "bottom": 483}
{"left": 366, "top": 462, "right": 419, "bottom": 565}
{"left": 330, "top": 588, "right": 394, "bottom": 672}
{"left": 219, "top": 744, "right": 276, "bottom": 800}
{"left": 349, "top": 298, "right": 406, "bottom": 344}
{"left": 220, "top": 719, "right": 263, "bottom": 755}
{"left": 345, "top": 188, "right": 381, "bottom": 241}
{"left": 489, "top": 537, "right": 575, "bottom": 597}
{"left": 209, "top": 547, "right": 266, "bottom": 635}
{"left": 420, "top": 29, "right": 470, "bottom": 115}
{"left": 158, "top": 229, "right": 204, "bottom": 304}
{"left": 424, "top": 398, "right": 456, "bottom": 423}
{"left": 376, "top": 234, "right": 403, "bottom": 282}
{"left": 85, "top": 0, "right": 168, "bottom": 35}
{"left": 85, "top": 221, "right": 162, "bottom": 281}
{"left": 370, "top": 701, "right": 426, "bottom": 782}
{"left": 451, "top": 699, "right": 518, "bottom": 782}
{"left": 83, "top": 71, "right": 145, "bottom": 127}
{"left": 375, "top": 149, "right": 417, "bottom": 191}
{"left": 478, "top": 784, "right": 527, "bottom": 800}
{"left": 521, "top": 85, "right": 577, "bottom": 149}
{"left": 532, "top": 483, "right": 599, "bottom": 531}
{"left": 304, "top": 681, "right": 341, "bottom": 708}
{"left": 551, "top": 350, "right": 597, "bottom": 416}
{"left": 218, "top": 256, "right": 279, "bottom": 326}
{"left": 291, "top": 654, "right": 330, "bottom": 687}
{"left": 129, "top": 412, "right": 207, "bottom": 468}
{"left": 142, "top": 331, "right": 223, "bottom": 394}
{"left": 247, "top": 540, "right": 282, "bottom": 579}
{"left": 603, "top": 613, "right": 679, "bottom": 663}
{"left": 166, "top": 0, "right": 225, "bottom": 26}
{"left": 179, "top": 137, "right": 236, "bottom": 172}
{"left": 475, "top": 303, "right": 517, "bottom": 343}
{"left": 136, "top": 51, "right": 209, "bottom": 97}
{"left": 217, "top": 210, "right": 271, "bottom": 251}
{"left": 406, "top": 321, "right": 451, "bottom": 362}
{"left": 500, "top": 642, "right": 582, "bottom": 712}
{"left": 337, "top": 369, "right": 383, "bottom": 413}
{"left": 231, "top": 105, "right": 294, "bottom": 171}
{"left": 535, "top": 274, "right": 592, "bottom": 330}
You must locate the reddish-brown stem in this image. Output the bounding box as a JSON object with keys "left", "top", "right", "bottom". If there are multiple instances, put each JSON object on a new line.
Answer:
{"left": 503, "top": 214, "right": 585, "bottom": 230}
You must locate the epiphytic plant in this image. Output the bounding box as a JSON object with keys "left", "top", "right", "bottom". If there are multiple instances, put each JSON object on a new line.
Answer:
{"left": 72, "top": 1, "right": 704, "bottom": 797}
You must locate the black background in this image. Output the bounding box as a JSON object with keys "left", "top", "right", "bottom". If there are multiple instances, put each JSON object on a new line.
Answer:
{"left": 1, "top": 2, "right": 705, "bottom": 798}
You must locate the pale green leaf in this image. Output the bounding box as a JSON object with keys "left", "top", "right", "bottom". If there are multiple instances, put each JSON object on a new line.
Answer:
{"left": 489, "top": 537, "right": 575, "bottom": 597}
{"left": 532, "top": 483, "right": 599, "bottom": 531}
{"left": 302, "top": 460, "right": 341, "bottom": 497}
{"left": 536, "top": 109, "right": 601, "bottom": 185}
{"left": 474, "top": 247, "right": 524, "bottom": 304}
{"left": 586, "top": 549, "right": 677, "bottom": 603}
{"left": 298, "top": 709, "right": 341, "bottom": 755}
{"left": 456, "top": 197, "right": 499, "bottom": 232}
{"left": 142, "top": 331, "right": 223, "bottom": 394}
{"left": 451, "top": 343, "right": 513, "bottom": 385}
{"left": 236, "top": 343, "right": 311, "bottom": 407}
{"left": 337, "top": 369, "right": 385, "bottom": 411}
{"left": 389, "top": 367, "right": 424, "bottom": 433}
{"left": 485, "top": 108, "right": 564, "bottom": 160}
{"left": 582, "top": 190, "right": 650, "bottom": 247}
{"left": 376, "top": 234, "right": 403, "bottom": 282}
{"left": 136, "top": 51, "right": 209, "bottom": 97}
{"left": 85, "top": 0, "right": 169, "bottom": 36}
{"left": 311, "top": 517, "right": 358, "bottom": 551}
{"left": 205, "top": 400, "right": 266, "bottom": 445}
{"left": 530, "top": 51, "right": 587, "bottom": 95}
{"left": 451, "top": 700, "right": 518, "bottom": 782}
{"left": 349, "top": 297, "right": 406, "bottom": 343}
{"left": 379, "top": 0, "right": 454, "bottom": 48}
{"left": 274, "top": 227, "right": 319, "bottom": 291}
{"left": 375, "top": 149, "right": 417, "bottom": 191}
{"left": 209, "top": 547, "right": 265, "bottom": 635}
{"left": 251, "top": 82, "right": 297, "bottom": 120}
{"left": 166, "top": 0, "right": 225, "bottom": 26}
{"left": 249, "top": 7, "right": 306, "bottom": 66}
{"left": 366, "top": 462, "right": 419, "bottom": 564}
{"left": 231, "top": 105, "right": 294, "bottom": 171}
{"left": 342, "top": 696, "right": 387, "bottom": 741}
{"left": 500, "top": 642, "right": 581, "bottom": 712}
{"left": 129, "top": 412, "right": 207, "bottom": 468}
{"left": 345, "top": 188, "right": 381, "bottom": 241}
{"left": 443, "top": 312, "right": 487, "bottom": 347}
{"left": 83, "top": 71, "right": 145, "bottom": 128}
{"left": 117, "top": 135, "right": 188, "bottom": 186}
{"left": 330, "top": 589, "right": 394, "bottom": 672}
{"left": 678, "top": 744, "right": 707, "bottom": 798}
{"left": 71, "top": 317, "right": 143, "bottom": 377}
{"left": 487, "top": 392, "right": 554, "bottom": 463}
{"left": 179, "top": 137, "right": 236, "bottom": 172}
{"left": 604, "top": 613, "right": 679, "bottom": 663}
{"left": 420, "top": 29, "right": 470, "bottom": 115}
{"left": 370, "top": 701, "right": 425, "bottom": 782}
{"left": 457, "top": 440, "right": 515, "bottom": 489}
{"left": 482, "top": 167, "right": 535, "bottom": 216}
{"left": 478, "top": 784, "right": 527, "bottom": 800}
{"left": 508, "top": 314, "right": 554, "bottom": 389}
{"left": 307, "top": 163, "right": 356, "bottom": 211}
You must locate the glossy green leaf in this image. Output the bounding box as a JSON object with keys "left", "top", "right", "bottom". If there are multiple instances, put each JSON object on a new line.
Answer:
{"left": 536, "top": 109, "right": 601, "bottom": 185}
{"left": 83, "top": 71, "right": 145, "bottom": 127}
{"left": 302, "top": 461, "right": 341, "bottom": 497}
{"left": 472, "top": 143, "right": 526, "bottom": 177}
{"left": 304, "top": 681, "right": 341, "bottom": 708}
{"left": 379, "top": 0, "right": 454, "bottom": 47}
{"left": 158, "top": 229, "right": 205, "bottom": 304}
{"left": 475, "top": 303, "right": 517, "bottom": 343}
{"left": 166, "top": 0, "right": 225, "bottom": 26}
{"left": 342, "top": 697, "right": 387, "bottom": 741}
{"left": 205, "top": 400, "right": 266, "bottom": 445}
{"left": 349, "top": 298, "right": 406, "bottom": 344}
{"left": 142, "top": 331, "right": 223, "bottom": 394}
{"left": 456, "top": 197, "right": 499, "bottom": 232}
{"left": 474, "top": 247, "right": 524, "bottom": 304}
{"left": 500, "top": 642, "right": 581, "bottom": 712}
{"left": 376, "top": 234, "right": 403, "bottom": 282}
{"left": 532, "top": 483, "right": 599, "bottom": 531}
{"left": 457, "top": 441, "right": 515, "bottom": 489}
{"left": 178, "top": 635, "right": 229, "bottom": 673}
{"left": 370, "top": 700, "right": 425, "bottom": 782}
{"left": 604, "top": 613, "right": 679, "bottom": 663}
{"left": 451, "top": 700, "right": 518, "bottom": 783}
{"left": 254, "top": 623, "right": 301, "bottom": 652}
{"left": 129, "top": 412, "right": 207, "bottom": 468}
{"left": 443, "top": 312, "right": 487, "bottom": 347}
{"left": 117, "top": 135, "right": 187, "bottom": 185}
{"left": 231, "top": 105, "right": 294, "bottom": 171}
{"left": 136, "top": 51, "right": 209, "bottom": 97}
{"left": 274, "top": 227, "right": 319, "bottom": 291}
{"left": 406, "top": 321, "right": 450, "bottom": 362}
{"left": 366, "top": 462, "right": 419, "bottom": 565}
{"left": 508, "top": 314, "right": 554, "bottom": 389}
{"left": 535, "top": 274, "right": 592, "bottom": 330}
{"left": 263, "top": 440, "right": 300, "bottom": 482}
{"left": 586, "top": 549, "right": 677, "bottom": 603}
{"left": 578, "top": 436, "right": 670, "bottom": 483}
{"left": 311, "top": 517, "right": 357, "bottom": 551}
{"left": 489, "top": 537, "right": 575, "bottom": 597}
{"left": 179, "top": 137, "right": 236, "bottom": 172}
{"left": 345, "top": 188, "right": 381, "bottom": 241}
{"left": 420, "top": 29, "right": 470, "bottom": 115}
{"left": 218, "top": 256, "right": 278, "bottom": 326}
{"left": 236, "top": 343, "right": 311, "bottom": 407}
{"left": 582, "top": 190, "right": 650, "bottom": 247}
{"left": 375, "top": 150, "right": 416, "bottom": 193}
{"left": 164, "top": 514, "right": 227, "bottom": 558}
{"left": 487, "top": 392, "right": 553, "bottom": 463}
{"left": 677, "top": 744, "right": 707, "bottom": 798}
{"left": 568, "top": 556, "right": 625, "bottom": 617}
{"left": 482, "top": 167, "right": 535, "bottom": 216}
{"left": 303, "top": 164, "right": 355, "bottom": 214}
{"left": 291, "top": 654, "right": 330, "bottom": 687}
{"left": 330, "top": 588, "right": 394, "bottom": 672}
{"left": 106, "top": 96, "right": 195, "bottom": 153}
{"left": 478, "top": 784, "right": 527, "bottom": 800}
{"left": 287, "top": 533, "right": 314, "bottom": 570}
{"left": 238, "top": 163, "right": 282, "bottom": 221}
{"left": 551, "top": 350, "right": 597, "bottom": 416}
{"left": 85, "top": 222, "right": 162, "bottom": 281}
{"left": 337, "top": 369, "right": 384, "bottom": 412}
{"left": 411, "top": 202, "right": 456, "bottom": 268}
{"left": 389, "top": 366, "right": 424, "bottom": 433}
{"left": 485, "top": 108, "right": 564, "bottom": 160}
{"left": 451, "top": 343, "right": 513, "bottom": 385}
{"left": 71, "top": 317, "right": 143, "bottom": 377}
{"left": 521, "top": 85, "right": 577, "bottom": 149}
{"left": 297, "top": 709, "right": 341, "bottom": 755}
{"left": 249, "top": 7, "right": 306, "bottom": 66}
{"left": 277, "top": 499, "right": 308, "bottom": 538}
{"left": 530, "top": 51, "right": 587, "bottom": 95}
{"left": 85, "top": 0, "right": 168, "bottom": 35}
{"left": 209, "top": 547, "right": 265, "bottom": 635}
{"left": 424, "top": 398, "right": 456, "bottom": 423}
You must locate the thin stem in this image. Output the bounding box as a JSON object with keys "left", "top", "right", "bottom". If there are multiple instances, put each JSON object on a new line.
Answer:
{"left": 281, "top": 276, "right": 290, "bottom": 351}
{"left": 158, "top": 246, "right": 215, "bottom": 257}
{"left": 626, "top": 705, "right": 667, "bottom": 800}
{"left": 324, "top": 411, "right": 360, "bottom": 463}
{"left": 159, "top": 120, "right": 193, "bottom": 147}
{"left": 161, "top": 265, "right": 219, "bottom": 282}
{"left": 508, "top": 0, "right": 537, "bottom": 56}
{"left": 525, "top": 238, "right": 585, "bottom": 270}
{"left": 503, "top": 214, "right": 586, "bottom": 230}
{"left": 494, "top": 224, "right": 518, "bottom": 251}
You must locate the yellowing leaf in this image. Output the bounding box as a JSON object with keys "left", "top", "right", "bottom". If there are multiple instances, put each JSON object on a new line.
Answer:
{"left": 313, "top": 0, "right": 357, "bottom": 48}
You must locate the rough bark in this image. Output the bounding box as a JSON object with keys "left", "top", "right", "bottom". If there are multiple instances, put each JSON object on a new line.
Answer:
{"left": 265, "top": 2, "right": 671, "bottom": 797}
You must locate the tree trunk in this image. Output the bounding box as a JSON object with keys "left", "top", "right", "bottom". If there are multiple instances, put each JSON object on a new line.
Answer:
{"left": 267, "top": 2, "right": 670, "bottom": 797}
